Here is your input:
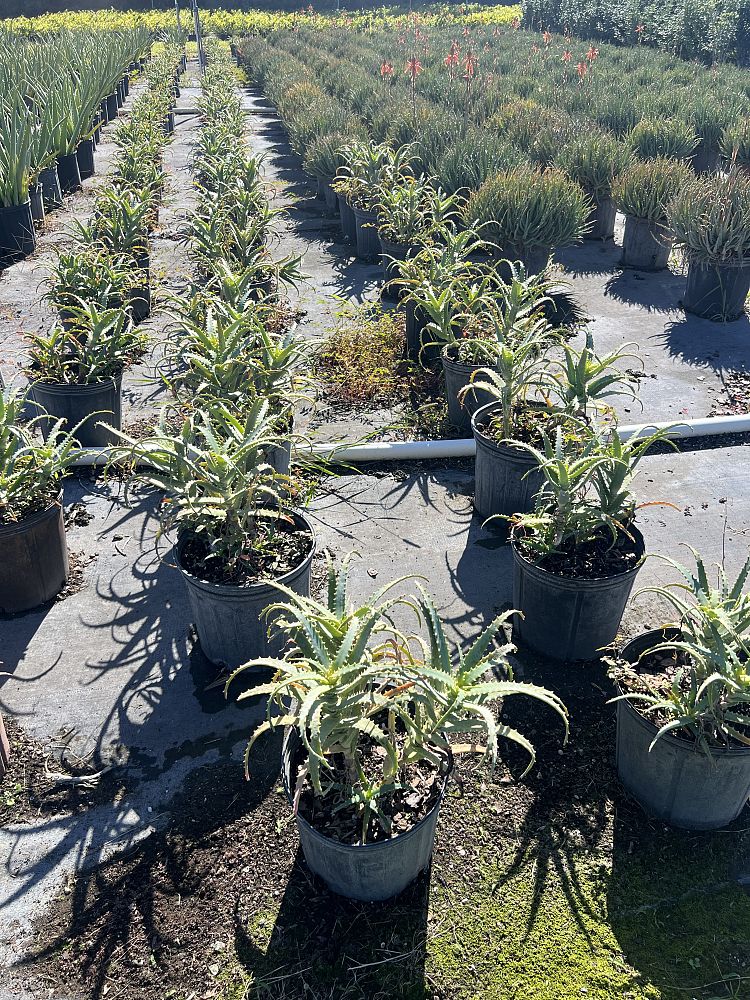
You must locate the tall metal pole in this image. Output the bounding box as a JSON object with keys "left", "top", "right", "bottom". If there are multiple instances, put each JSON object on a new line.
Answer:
{"left": 191, "top": 0, "right": 205, "bottom": 75}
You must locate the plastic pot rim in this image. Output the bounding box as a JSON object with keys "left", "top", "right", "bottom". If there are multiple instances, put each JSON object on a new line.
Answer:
{"left": 0, "top": 490, "right": 63, "bottom": 538}
{"left": 510, "top": 523, "right": 646, "bottom": 587}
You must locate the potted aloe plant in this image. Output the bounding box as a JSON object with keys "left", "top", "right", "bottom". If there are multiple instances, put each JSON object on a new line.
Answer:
{"left": 628, "top": 117, "right": 699, "bottom": 163}
{"left": 376, "top": 177, "right": 455, "bottom": 297}
{"left": 46, "top": 246, "right": 139, "bottom": 329}
{"left": 109, "top": 399, "right": 316, "bottom": 670}
{"left": 0, "top": 390, "right": 78, "bottom": 613}
{"left": 610, "top": 550, "right": 750, "bottom": 830}
{"left": 721, "top": 117, "right": 750, "bottom": 174}
{"left": 557, "top": 131, "right": 632, "bottom": 241}
{"left": 467, "top": 333, "right": 638, "bottom": 522}
{"left": 0, "top": 88, "right": 36, "bottom": 267}
{"left": 303, "top": 131, "right": 352, "bottom": 216}
{"left": 464, "top": 166, "right": 590, "bottom": 274}
{"left": 612, "top": 158, "right": 691, "bottom": 271}
{"left": 227, "top": 555, "right": 568, "bottom": 901}
{"left": 669, "top": 170, "right": 750, "bottom": 321}
{"left": 507, "top": 424, "right": 670, "bottom": 661}
{"left": 27, "top": 303, "right": 147, "bottom": 448}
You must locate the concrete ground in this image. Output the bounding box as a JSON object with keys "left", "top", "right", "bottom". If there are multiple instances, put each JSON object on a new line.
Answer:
{"left": 1, "top": 71, "right": 750, "bottom": 999}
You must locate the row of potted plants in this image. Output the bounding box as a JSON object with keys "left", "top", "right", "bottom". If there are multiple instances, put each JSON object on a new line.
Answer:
{"left": 236, "top": 25, "right": 750, "bottom": 321}
{"left": 0, "top": 26, "right": 151, "bottom": 267}
{"left": 0, "top": 45, "right": 184, "bottom": 615}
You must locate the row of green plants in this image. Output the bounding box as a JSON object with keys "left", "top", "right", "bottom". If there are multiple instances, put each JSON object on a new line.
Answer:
{"left": 0, "top": 26, "right": 151, "bottom": 267}
{"left": 237, "top": 23, "right": 750, "bottom": 320}
{"left": 0, "top": 43, "right": 184, "bottom": 616}
{"left": 522, "top": 0, "right": 750, "bottom": 65}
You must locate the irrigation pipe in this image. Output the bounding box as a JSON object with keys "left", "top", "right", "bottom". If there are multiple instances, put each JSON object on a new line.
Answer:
{"left": 69, "top": 413, "right": 750, "bottom": 467}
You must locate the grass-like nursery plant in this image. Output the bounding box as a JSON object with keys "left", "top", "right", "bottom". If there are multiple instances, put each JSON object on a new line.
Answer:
{"left": 464, "top": 166, "right": 590, "bottom": 257}
{"left": 627, "top": 117, "right": 699, "bottom": 162}
{"left": 227, "top": 555, "right": 568, "bottom": 847}
{"left": 612, "top": 158, "right": 692, "bottom": 223}
{"left": 669, "top": 170, "right": 750, "bottom": 265}
{"left": 556, "top": 131, "right": 632, "bottom": 203}
{"left": 612, "top": 550, "right": 750, "bottom": 756}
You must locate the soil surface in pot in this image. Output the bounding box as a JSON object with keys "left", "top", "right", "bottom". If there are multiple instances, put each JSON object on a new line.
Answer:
{"left": 179, "top": 518, "right": 313, "bottom": 587}
{"left": 0, "top": 483, "right": 59, "bottom": 526}
{"left": 479, "top": 403, "right": 579, "bottom": 447}
{"left": 516, "top": 526, "right": 641, "bottom": 580}
{"left": 293, "top": 737, "right": 446, "bottom": 845}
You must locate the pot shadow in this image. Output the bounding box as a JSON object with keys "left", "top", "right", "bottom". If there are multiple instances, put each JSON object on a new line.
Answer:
{"left": 233, "top": 848, "right": 432, "bottom": 999}
{"left": 655, "top": 314, "right": 750, "bottom": 372}
{"left": 557, "top": 241, "right": 622, "bottom": 277}
{"left": 604, "top": 267, "right": 686, "bottom": 314}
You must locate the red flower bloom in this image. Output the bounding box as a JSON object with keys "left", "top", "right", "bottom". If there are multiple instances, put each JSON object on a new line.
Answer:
{"left": 543, "top": 30, "right": 552, "bottom": 45}
{"left": 380, "top": 60, "right": 394, "bottom": 78}
{"left": 562, "top": 48, "right": 572, "bottom": 62}
{"left": 587, "top": 44, "right": 599, "bottom": 61}
{"left": 576, "top": 60, "right": 588, "bottom": 77}
{"left": 406, "top": 56, "right": 423, "bottom": 81}
{"left": 635, "top": 23, "right": 645, "bottom": 34}
{"left": 463, "top": 49, "right": 478, "bottom": 79}
{"left": 511, "top": 16, "right": 520, "bottom": 29}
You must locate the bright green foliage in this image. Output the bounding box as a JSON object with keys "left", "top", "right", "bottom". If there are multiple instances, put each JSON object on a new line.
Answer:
{"left": 669, "top": 169, "right": 750, "bottom": 264}
{"left": 612, "top": 157, "right": 692, "bottom": 222}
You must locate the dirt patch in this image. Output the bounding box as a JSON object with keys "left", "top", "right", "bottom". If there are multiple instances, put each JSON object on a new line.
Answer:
{"left": 0, "top": 717, "right": 128, "bottom": 825}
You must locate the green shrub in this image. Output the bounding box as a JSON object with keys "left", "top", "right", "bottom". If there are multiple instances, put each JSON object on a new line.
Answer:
{"left": 628, "top": 117, "right": 699, "bottom": 161}
{"left": 668, "top": 170, "right": 750, "bottom": 264}
{"left": 557, "top": 132, "right": 632, "bottom": 201}
{"left": 612, "top": 157, "right": 692, "bottom": 222}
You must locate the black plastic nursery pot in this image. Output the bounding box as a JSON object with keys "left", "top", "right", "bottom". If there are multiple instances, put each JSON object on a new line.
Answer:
{"left": 405, "top": 299, "right": 440, "bottom": 368}
{"left": 128, "top": 281, "right": 151, "bottom": 323}
{"left": 442, "top": 350, "right": 494, "bottom": 434}
{"left": 338, "top": 195, "right": 357, "bottom": 243}
{"left": 511, "top": 526, "right": 645, "bottom": 662}
{"left": 56, "top": 153, "right": 82, "bottom": 195}
{"left": 621, "top": 216, "right": 672, "bottom": 271}
{"left": 0, "top": 494, "right": 69, "bottom": 614}
{"left": 176, "top": 511, "right": 316, "bottom": 670}
{"left": 282, "top": 728, "right": 448, "bottom": 901}
{"left": 116, "top": 81, "right": 124, "bottom": 108}
{"left": 122, "top": 74, "right": 130, "bottom": 97}
{"left": 352, "top": 205, "right": 380, "bottom": 261}
{"left": 683, "top": 259, "right": 750, "bottom": 322}
{"left": 163, "top": 111, "right": 175, "bottom": 135}
{"left": 40, "top": 165, "right": 63, "bottom": 209}
{"left": 76, "top": 138, "right": 96, "bottom": 181}
{"left": 583, "top": 197, "right": 616, "bottom": 241}
{"left": 379, "top": 236, "right": 417, "bottom": 300}
{"left": 504, "top": 243, "right": 551, "bottom": 276}
{"left": 471, "top": 402, "right": 544, "bottom": 522}
{"left": 0, "top": 200, "right": 36, "bottom": 268}
{"left": 29, "top": 183, "right": 45, "bottom": 226}
{"left": 105, "top": 92, "right": 119, "bottom": 120}
{"left": 616, "top": 628, "right": 750, "bottom": 830}
{"left": 32, "top": 376, "right": 122, "bottom": 448}
{"left": 691, "top": 141, "right": 721, "bottom": 175}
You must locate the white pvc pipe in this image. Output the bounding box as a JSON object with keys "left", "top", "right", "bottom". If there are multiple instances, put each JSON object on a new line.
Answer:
{"left": 68, "top": 413, "right": 750, "bottom": 467}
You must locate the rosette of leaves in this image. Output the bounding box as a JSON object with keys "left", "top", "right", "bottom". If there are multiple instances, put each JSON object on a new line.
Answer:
{"left": 628, "top": 117, "right": 699, "bottom": 162}
{"left": 612, "top": 157, "right": 692, "bottom": 223}
{"left": 556, "top": 131, "right": 632, "bottom": 202}
{"left": 668, "top": 170, "right": 750, "bottom": 265}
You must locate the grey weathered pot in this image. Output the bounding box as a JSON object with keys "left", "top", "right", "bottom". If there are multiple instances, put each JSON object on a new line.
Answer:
{"left": 616, "top": 628, "right": 750, "bottom": 829}
{"left": 338, "top": 195, "right": 356, "bottom": 243}
{"left": 442, "top": 351, "right": 494, "bottom": 434}
{"left": 352, "top": 205, "right": 379, "bottom": 261}
{"left": 29, "top": 183, "right": 45, "bottom": 225}
{"left": 32, "top": 376, "right": 122, "bottom": 448}
{"left": 471, "top": 402, "right": 544, "bottom": 521}
{"left": 315, "top": 176, "right": 337, "bottom": 216}
{"left": 621, "top": 216, "right": 672, "bottom": 271}
{"left": 176, "top": 511, "right": 315, "bottom": 669}
{"left": 0, "top": 200, "right": 36, "bottom": 267}
{"left": 583, "top": 197, "right": 616, "bottom": 240}
{"left": 511, "top": 526, "right": 645, "bottom": 661}
{"left": 40, "top": 165, "right": 63, "bottom": 209}
{"left": 0, "top": 493, "right": 68, "bottom": 613}
{"left": 683, "top": 260, "right": 750, "bottom": 322}
{"left": 283, "top": 728, "right": 448, "bottom": 901}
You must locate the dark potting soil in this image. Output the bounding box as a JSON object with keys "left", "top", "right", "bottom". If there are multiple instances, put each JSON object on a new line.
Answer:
{"left": 518, "top": 529, "right": 641, "bottom": 580}
{"left": 0, "top": 483, "right": 59, "bottom": 527}
{"left": 294, "top": 739, "right": 446, "bottom": 846}
{"left": 480, "top": 404, "right": 580, "bottom": 448}
{"left": 179, "top": 519, "right": 313, "bottom": 587}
